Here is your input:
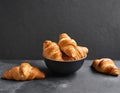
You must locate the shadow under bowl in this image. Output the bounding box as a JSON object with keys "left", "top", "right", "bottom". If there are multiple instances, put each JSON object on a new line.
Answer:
{"left": 43, "top": 56, "right": 87, "bottom": 75}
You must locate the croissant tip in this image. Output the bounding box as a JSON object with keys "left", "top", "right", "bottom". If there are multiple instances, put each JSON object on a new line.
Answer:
{"left": 59, "top": 33, "right": 70, "bottom": 39}
{"left": 60, "top": 33, "right": 68, "bottom": 35}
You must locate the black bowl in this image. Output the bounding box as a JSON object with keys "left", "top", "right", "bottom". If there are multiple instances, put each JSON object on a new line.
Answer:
{"left": 43, "top": 56, "right": 86, "bottom": 75}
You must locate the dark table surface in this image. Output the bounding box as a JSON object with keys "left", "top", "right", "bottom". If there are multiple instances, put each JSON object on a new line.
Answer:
{"left": 0, "top": 60, "right": 120, "bottom": 93}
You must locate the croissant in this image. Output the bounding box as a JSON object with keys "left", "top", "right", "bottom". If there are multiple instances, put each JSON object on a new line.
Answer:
{"left": 62, "top": 52, "right": 75, "bottom": 61}
{"left": 43, "top": 40, "right": 63, "bottom": 61}
{"left": 77, "top": 46, "right": 88, "bottom": 58}
{"left": 91, "top": 58, "right": 119, "bottom": 76}
{"left": 58, "top": 33, "right": 88, "bottom": 60}
{"left": 2, "top": 62, "right": 45, "bottom": 80}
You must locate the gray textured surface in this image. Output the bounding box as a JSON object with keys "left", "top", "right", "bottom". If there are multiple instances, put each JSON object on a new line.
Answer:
{"left": 1, "top": 0, "right": 120, "bottom": 59}
{"left": 0, "top": 60, "right": 120, "bottom": 93}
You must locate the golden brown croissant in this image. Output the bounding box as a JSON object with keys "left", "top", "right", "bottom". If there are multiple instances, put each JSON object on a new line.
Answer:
{"left": 77, "top": 46, "right": 88, "bottom": 58}
{"left": 62, "top": 52, "right": 75, "bottom": 61}
{"left": 58, "top": 33, "right": 88, "bottom": 60}
{"left": 43, "top": 40, "right": 63, "bottom": 61}
{"left": 2, "top": 62, "right": 45, "bottom": 80}
{"left": 92, "top": 58, "right": 119, "bottom": 76}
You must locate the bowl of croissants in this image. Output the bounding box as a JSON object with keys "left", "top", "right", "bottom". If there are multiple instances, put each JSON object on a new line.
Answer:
{"left": 43, "top": 33, "right": 89, "bottom": 74}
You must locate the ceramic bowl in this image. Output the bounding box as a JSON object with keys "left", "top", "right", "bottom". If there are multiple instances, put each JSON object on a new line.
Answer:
{"left": 44, "top": 56, "right": 87, "bottom": 75}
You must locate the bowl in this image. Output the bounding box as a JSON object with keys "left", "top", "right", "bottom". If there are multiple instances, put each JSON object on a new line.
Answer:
{"left": 43, "top": 56, "right": 87, "bottom": 75}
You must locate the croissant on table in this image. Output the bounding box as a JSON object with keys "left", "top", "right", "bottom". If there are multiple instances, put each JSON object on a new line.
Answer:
{"left": 43, "top": 40, "right": 63, "bottom": 61}
{"left": 58, "top": 33, "right": 88, "bottom": 60}
{"left": 2, "top": 62, "right": 45, "bottom": 80}
{"left": 91, "top": 58, "right": 119, "bottom": 76}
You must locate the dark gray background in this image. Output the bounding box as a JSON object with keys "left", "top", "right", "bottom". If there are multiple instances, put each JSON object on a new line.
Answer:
{"left": 0, "top": 0, "right": 120, "bottom": 59}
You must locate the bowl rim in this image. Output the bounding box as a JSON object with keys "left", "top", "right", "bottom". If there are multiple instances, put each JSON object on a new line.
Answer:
{"left": 43, "top": 55, "right": 87, "bottom": 62}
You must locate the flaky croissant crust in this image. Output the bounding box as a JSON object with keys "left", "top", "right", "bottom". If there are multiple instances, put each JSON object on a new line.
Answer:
{"left": 2, "top": 62, "right": 45, "bottom": 80}
{"left": 92, "top": 58, "right": 119, "bottom": 76}
{"left": 43, "top": 33, "right": 88, "bottom": 61}
{"left": 58, "top": 33, "right": 88, "bottom": 60}
{"left": 43, "top": 40, "right": 63, "bottom": 61}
